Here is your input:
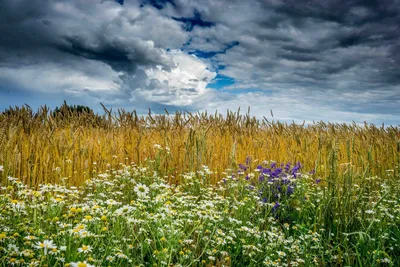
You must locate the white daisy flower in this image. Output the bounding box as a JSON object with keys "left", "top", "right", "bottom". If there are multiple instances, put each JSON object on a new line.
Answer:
{"left": 134, "top": 183, "right": 149, "bottom": 198}
{"left": 277, "top": 251, "right": 286, "bottom": 257}
{"left": 49, "top": 247, "right": 60, "bottom": 255}
{"left": 24, "top": 235, "right": 36, "bottom": 241}
{"left": 70, "top": 261, "right": 95, "bottom": 267}
{"left": 78, "top": 245, "right": 93, "bottom": 254}
{"left": 34, "top": 240, "right": 57, "bottom": 255}
{"left": 7, "top": 244, "right": 19, "bottom": 253}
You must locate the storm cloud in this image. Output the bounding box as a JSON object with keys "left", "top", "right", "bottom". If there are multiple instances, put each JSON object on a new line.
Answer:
{"left": 0, "top": 0, "right": 399, "bottom": 124}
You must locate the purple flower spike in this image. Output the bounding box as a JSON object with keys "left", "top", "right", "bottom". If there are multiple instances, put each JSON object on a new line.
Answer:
{"left": 285, "top": 163, "right": 291, "bottom": 172}
{"left": 246, "top": 156, "right": 251, "bottom": 165}
{"left": 239, "top": 163, "right": 248, "bottom": 171}
{"left": 272, "top": 202, "right": 280, "bottom": 212}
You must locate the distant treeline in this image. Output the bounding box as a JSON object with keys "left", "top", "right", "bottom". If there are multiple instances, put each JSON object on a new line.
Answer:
{"left": 52, "top": 102, "right": 94, "bottom": 116}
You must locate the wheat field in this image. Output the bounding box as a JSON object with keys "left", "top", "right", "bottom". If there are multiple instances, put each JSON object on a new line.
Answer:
{"left": 0, "top": 105, "right": 399, "bottom": 186}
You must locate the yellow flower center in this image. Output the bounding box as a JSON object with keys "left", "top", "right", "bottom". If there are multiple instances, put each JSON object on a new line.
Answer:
{"left": 77, "top": 263, "right": 87, "bottom": 267}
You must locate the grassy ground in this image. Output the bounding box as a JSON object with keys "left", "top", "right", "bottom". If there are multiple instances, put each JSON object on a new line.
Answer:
{"left": 0, "top": 160, "right": 399, "bottom": 266}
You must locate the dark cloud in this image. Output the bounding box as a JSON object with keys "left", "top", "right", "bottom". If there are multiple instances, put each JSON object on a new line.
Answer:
{"left": 0, "top": 0, "right": 209, "bottom": 113}
{"left": 56, "top": 35, "right": 169, "bottom": 73}
{"left": 201, "top": 0, "right": 400, "bottom": 90}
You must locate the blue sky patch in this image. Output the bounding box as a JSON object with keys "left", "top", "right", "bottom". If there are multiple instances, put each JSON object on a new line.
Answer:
{"left": 140, "top": 0, "right": 175, "bottom": 9}
{"left": 172, "top": 10, "right": 215, "bottom": 31}
{"left": 187, "top": 41, "right": 239, "bottom": 59}
{"left": 188, "top": 50, "right": 218, "bottom": 58}
{"left": 207, "top": 74, "right": 235, "bottom": 90}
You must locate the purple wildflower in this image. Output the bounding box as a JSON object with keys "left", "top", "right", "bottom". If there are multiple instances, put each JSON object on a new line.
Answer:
{"left": 262, "top": 168, "right": 270, "bottom": 174}
{"left": 246, "top": 156, "right": 251, "bottom": 165}
{"left": 285, "top": 163, "right": 291, "bottom": 172}
{"left": 272, "top": 202, "right": 280, "bottom": 213}
{"left": 271, "top": 168, "right": 282, "bottom": 177}
{"left": 239, "top": 163, "right": 248, "bottom": 171}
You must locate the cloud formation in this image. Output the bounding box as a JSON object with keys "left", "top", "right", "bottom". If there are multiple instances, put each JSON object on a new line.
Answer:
{"left": 0, "top": 0, "right": 399, "bottom": 124}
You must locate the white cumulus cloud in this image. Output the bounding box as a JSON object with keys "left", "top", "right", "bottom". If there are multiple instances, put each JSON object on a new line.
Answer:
{"left": 130, "top": 50, "right": 216, "bottom": 106}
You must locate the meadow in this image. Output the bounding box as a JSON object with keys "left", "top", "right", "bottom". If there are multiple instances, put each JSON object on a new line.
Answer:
{"left": 0, "top": 105, "right": 399, "bottom": 266}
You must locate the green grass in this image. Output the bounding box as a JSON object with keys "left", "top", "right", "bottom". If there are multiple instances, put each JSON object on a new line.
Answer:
{"left": 0, "top": 159, "right": 399, "bottom": 266}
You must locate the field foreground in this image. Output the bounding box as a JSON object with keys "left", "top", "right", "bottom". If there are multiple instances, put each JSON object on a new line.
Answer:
{"left": 0, "top": 161, "right": 399, "bottom": 267}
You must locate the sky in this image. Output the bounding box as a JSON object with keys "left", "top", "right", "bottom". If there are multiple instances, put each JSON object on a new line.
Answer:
{"left": 1, "top": 0, "right": 400, "bottom": 125}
